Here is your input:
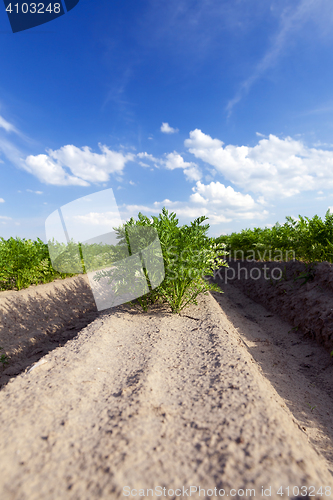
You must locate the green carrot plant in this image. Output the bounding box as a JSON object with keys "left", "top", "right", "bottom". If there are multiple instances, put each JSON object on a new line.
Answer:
{"left": 215, "top": 209, "right": 333, "bottom": 264}
{"left": 0, "top": 236, "right": 76, "bottom": 291}
{"left": 94, "top": 208, "right": 228, "bottom": 313}
{"left": 3, "top": 209, "right": 333, "bottom": 313}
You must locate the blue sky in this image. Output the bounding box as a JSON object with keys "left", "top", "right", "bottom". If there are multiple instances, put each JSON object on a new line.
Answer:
{"left": 1, "top": 0, "right": 333, "bottom": 241}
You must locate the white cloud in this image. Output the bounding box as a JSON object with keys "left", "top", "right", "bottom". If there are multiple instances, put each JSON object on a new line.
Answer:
{"left": 120, "top": 198, "right": 266, "bottom": 226}
{"left": 160, "top": 122, "right": 179, "bottom": 134}
{"left": 119, "top": 177, "right": 267, "bottom": 227}
{"left": 25, "top": 153, "right": 88, "bottom": 187}
{"left": 185, "top": 129, "right": 333, "bottom": 198}
{"left": 164, "top": 151, "right": 201, "bottom": 180}
{"left": 256, "top": 196, "right": 269, "bottom": 205}
{"left": 137, "top": 152, "right": 159, "bottom": 162}
{"left": 25, "top": 144, "right": 135, "bottom": 186}
{"left": 120, "top": 201, "right": 230, "bottom": 223}
{"left": 313, "top": 142, "right": 333, "bottom": 148}
{"left": 0, "top": 115, "right": 18, "bottom": 134}
{"left": 0, "top": 198, "right": 4, "bottom": 203}
{"left": 0, "top": 215, "right": 11, "bottom": 224}
{"left": 71, "top": 211, "right": 122, "bottom": 227}
{"left": 27, "top": 189, "right": 43, "bottom": 194}
{"left": 190, "top": 181, "right": 257, "bottom": 210}
{"left": 183, "top": 166, "right": 202, "bottom": 182}
{"left": 137, "top": 150, "right": 202, "bottom": 182}
{"left": 164, "top": 152, "right": 188, "bottom": 170}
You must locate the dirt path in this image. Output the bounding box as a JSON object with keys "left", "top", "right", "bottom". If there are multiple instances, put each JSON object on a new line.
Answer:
{"left": 0, "top": 276, "right": 98, "bottom": 387}
{"left": 211, "top": 281, "right": 333, "bottom": 474}
{"left": 0, "top": 291, "right": 332, "bottom": 500}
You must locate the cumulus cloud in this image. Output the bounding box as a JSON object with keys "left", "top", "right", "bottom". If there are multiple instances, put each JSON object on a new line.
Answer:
{"left": 25, "top": 144, "right": 135, "bottom": 186}
{"left": 137, "top": 150, "right": 202, "bottom": 181}
{"left": 0, "top": 198, "right": 4, "bottom": 203}
{"left": 0, "top": 115, "right": 136, "bottom": 189}
{"left": 185, "top": 129, "right": 333, "bottom": 198}
{"left": 164, "top": 152, "right": 202, "bottom": 181}
{"left": 190, "top": 181, "right": 257, "bottom": 209}
{"left": 182, "top": 166, "right": 202, "bottom": 182}
{"left": 164, "top": 152, "right": 191, "bottom": 170}
{"left": 120, "top": 198, "right": 266, "bottom": 226}
{"left": 137, "top": 152, "right": 160, "bottom": 163}
{"left": 71, "top": 211, "right": 122, "bottom": 227}
{"left": 120, "top": 201, "right": 231, "bottom": 224}
{"left": 119, "top": 177, "right": 267, "bottom": 227}
{"left": 160, "top": 122, "right": 179, "bottom": 134}
{"left": 25, "top": 153, "right": 88, "bottom": 187}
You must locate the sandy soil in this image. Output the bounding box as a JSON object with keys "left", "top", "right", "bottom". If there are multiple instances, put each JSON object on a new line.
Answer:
{"left": 0, "top": 275, "right": 98, "bottom": 387}
{"left": 214, "top": 260, "right": 333, "bottom": 353}
{"left": 210, "top": 283, "right": 333, "bottom": 474}
{"left": 0, "top": 277, "right": 333, "bottom": 499}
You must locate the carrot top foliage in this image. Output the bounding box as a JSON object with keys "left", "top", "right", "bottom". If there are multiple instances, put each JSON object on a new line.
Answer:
{"left": 0, "top": 209, "right": 228, "bottom": 315}
{"left": 94, "top": 208, "right": 228, "bottom": 313}
{"left": 215, "top": 210, "right": 333, "bottom": 263}
{"left": 0, "top": 236, "right": 75, "bottom": 291}
{"left": 2, "top": 210, "right": 333, "bottom": 298}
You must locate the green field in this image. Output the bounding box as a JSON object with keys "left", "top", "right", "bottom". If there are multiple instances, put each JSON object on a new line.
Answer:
{"left": 0, "top": 236, "right": 77, "bottom": 292}
{"left": 215, "top": 210, "right": 333, "bottom": 264}
{"left": 1, "top": 209, "right": 333, "bottom": 296}
{"left": 0, "top": 209, "right": 226, "bottom": 314}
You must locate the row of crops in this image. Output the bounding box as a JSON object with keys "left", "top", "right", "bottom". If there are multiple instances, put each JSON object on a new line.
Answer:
{"left": 0, "top": 236, "right": 77, "bottom": 291}
{"left": 1, "top": 209, "right": 333, "bottom": 293}
{"left": 215, "top": 210, "right": 333, "bottom": 263}
{"left": 0, "top": 209, "right": 226, "bottom": 313}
